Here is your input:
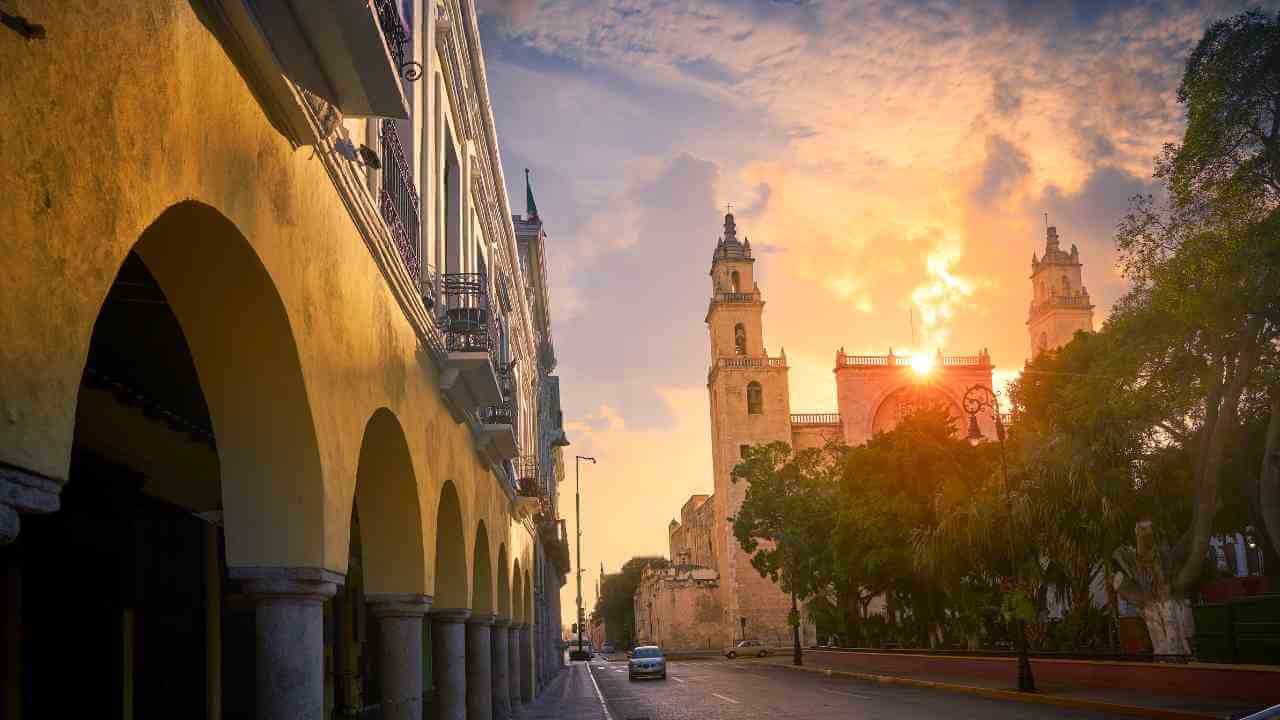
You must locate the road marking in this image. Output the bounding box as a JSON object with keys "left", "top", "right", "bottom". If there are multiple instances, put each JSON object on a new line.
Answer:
{"left": 821, "top": 688, "right": 870, "bottom": 700}
{"left": 672, "top": 677, "right": 686, "bottom": 683}
{"left": 712, "top": 693, "right": 741, "bottom": 704}
{"left": 586, "top": 664, "right": 615, "bottom": 720}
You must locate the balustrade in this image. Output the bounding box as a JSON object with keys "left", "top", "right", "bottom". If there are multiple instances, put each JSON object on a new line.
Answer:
{"left": 718, "top": 356, "right": 786, "bottom": 369}
{"left": 790, "top": 412, "right": 841, "bottom": 425}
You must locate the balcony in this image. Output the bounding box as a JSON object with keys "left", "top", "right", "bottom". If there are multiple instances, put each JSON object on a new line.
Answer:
{"left": 476, "top": 363, "right": 518, "bottom": 464}
{"left": 437, "top": 273, "right": 503, "bottom": 419}
{"left": 244, "top": 0, "right": 409, "bottom": 118}
{"left": 379, "top": 120, "right": 421, "bottom": 284}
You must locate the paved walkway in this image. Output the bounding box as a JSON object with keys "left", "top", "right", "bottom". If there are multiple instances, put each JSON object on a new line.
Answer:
{"left": 516, "top": 663, "right": 609, "bottom": 720}
{"left": 764, "top": 653, "right": 1266, "bottom": 719}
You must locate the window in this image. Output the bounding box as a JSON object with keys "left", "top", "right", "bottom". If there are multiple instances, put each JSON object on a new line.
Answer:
{"left": 740, "top": 444, "right": 749, "bottom": 458}
{"left": 730, "top": 270, "right": 741, "bottom": 293}
{"left": 733, "top": 323, "right": 746, "bottom": 355}
{"left": 747, "top": 381, "right": 763, "bottom": 415}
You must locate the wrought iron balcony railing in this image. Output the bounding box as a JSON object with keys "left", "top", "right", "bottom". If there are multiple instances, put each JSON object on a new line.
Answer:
{"left": 480, "top": 363, "right": 517, "bottom": 426}
{"left": 439, "top": 273, "right": 500, "bottom": 365}
{"left": 374, "top": 0, "right": 423, "bottom": 81}
{"left": 379, "top": 119, "right": 421, "bottom": 284}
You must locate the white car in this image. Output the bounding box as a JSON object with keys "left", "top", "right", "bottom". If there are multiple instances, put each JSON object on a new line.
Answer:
{"left": 724, "top": 639, "right": 771, "bottom": 658}
{"left": 628, "top": 645, "right": 667, "bottom": 680}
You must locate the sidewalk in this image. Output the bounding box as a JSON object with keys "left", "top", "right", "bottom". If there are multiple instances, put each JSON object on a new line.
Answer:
{"left": 763, "top": 653, "right": 1268, "bottom": 719}
{"left": 516, "top": 663, "right": 609, "bottom": 720}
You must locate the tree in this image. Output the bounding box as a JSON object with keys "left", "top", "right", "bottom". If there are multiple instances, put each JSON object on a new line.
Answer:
{"left": 593, "top": 555, "right": 668, "bottom": 649}
{"left": 1112, "top": 8, "right": 1280, "bottom": 605}
{"left": 731, "top": 440, "right": 842, "bottom": 660}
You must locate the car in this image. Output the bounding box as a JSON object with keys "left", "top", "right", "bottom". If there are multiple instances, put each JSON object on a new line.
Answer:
{"left": 627, "top": 645, "right": 667, "bottom": 681}
{"left": 724, "top": 639, "right": 770, "bottom": 659}
{"left": 601, "top": 641, "right": 615, "bottom": 655}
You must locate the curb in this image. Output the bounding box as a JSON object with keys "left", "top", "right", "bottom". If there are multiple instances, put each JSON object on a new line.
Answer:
{"left": 773, "top": 662, "right": 1222, "bottom": 720}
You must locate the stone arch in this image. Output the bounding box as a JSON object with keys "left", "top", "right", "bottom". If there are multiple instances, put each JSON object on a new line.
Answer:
{"left": 353, "top": 408, "right": 426, "bottom": 594}
{"left": 497, "top": 543, "right": 511, "bottom": 619}
{"left": 512, "top": 558, "right": 524, "bottom": 623}
{"left": 128, "top": 201, "right": 326, "bottom": 568}
{"left": 434, "top": 480, "right": 470, "bottom": 608}
{"left": 472, "top": 521, "right": 495, "bottom": 613}
{"left": 747, "top": 381, "right": 763, "bottom": 415}
{"left": 870, "top": 384, "right": 962, "bottom": 436}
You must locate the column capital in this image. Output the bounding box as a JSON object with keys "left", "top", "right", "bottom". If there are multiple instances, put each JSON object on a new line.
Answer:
{"left": 430, "top": 607, "right": 472, "bottom": 624}
{"left": 511, "top": 622, "right": 528, "bottom": 630}
{"left": 467, "top": 612, "right": 497, "bottom": 626}
{"left": 230, "top": 566, "right": 343, "bottom": 601}
{"left": 368, "top": 593, "right": 433, "bottom": 618}
{"left": 493, "top": 617, "right": 512, "bottom": 628}
{"left": 0, "top": 463, "right": 62, "bottom": 544}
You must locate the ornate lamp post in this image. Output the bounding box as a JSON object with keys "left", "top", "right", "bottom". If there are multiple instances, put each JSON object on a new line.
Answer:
{"left": 962, "top": 384, "right": 1036, "bottom": 693}
{"left": 574, "top": 455, "right": 596, "bottom": 658}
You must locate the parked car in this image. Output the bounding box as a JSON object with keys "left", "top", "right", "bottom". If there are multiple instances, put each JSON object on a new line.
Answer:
{"left": 724, "top": 639, "right": 770, "bottom": 658}
{"left": 568, "top": 640, "right": 593, "bottom": 661}
{"left": 628, "top": 645, "right": 667, "bottom": 680}
{"left": 602, "top": 641, "right": 615, "bottom": 655}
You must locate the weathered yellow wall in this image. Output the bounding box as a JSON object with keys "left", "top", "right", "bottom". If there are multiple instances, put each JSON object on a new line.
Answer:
{"left": 0, "top": 0, "right": 531, "bottom": 615}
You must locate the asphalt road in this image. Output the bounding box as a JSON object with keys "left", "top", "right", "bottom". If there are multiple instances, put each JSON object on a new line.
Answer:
{"left": 582, "top": 656, "right": 1135, "bottom": 720}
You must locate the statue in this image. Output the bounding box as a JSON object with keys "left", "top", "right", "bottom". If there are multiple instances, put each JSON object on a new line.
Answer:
{"left": 1112, "top": 520, "right": 1194, "bottom": 656}
{"left": 735, "top": 325, "right": 747, "bottom": 355}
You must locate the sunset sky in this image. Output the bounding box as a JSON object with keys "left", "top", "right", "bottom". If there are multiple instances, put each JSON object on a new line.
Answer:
{"left": 476, "top": 0, "right": 1275, "bottom": 626}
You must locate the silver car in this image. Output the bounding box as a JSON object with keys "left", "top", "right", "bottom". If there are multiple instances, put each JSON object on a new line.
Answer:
{"left": 627, "top": 645, "right": 667, "bottom": 680}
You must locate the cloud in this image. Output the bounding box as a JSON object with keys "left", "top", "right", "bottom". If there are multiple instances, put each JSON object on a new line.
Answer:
{"left": 478, "top": 0, "right": 1280, "bottom": 625}
{"left": 973, "top": 135, "right": 1032, "bottom": 206}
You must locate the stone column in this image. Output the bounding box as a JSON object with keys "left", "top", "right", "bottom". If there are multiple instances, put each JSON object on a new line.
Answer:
{"left": 368, "top": 594, "right": 432, "bottom": 720}
{"left": 519, "top": 623, "right": 534, "bottom": 702}
{"left": 491, "top": 617, "right": 511, "bottom": 720}
{"left": 0, "top": 466, "right": 60, "bottom": 544}
{"left": 431, "top": 608, "right": 470, "bottom": 720}
{"left": 466, "top": 613, "right": 495, "bottom": 720}
{"left": 507, "top": 624, "right": 521, "bottom": 705}
{"left": 231, "top": 567, "right": 341, "bottom": 720}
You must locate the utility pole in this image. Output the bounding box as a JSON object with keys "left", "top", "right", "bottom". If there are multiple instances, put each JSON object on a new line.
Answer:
{"left": 574, "top": 455, "right": 595, "bottom": 657}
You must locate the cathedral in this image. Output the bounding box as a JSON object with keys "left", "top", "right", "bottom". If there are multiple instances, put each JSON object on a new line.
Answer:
{"left": 634, "top": 212, "right": 1095, "bottom": 650}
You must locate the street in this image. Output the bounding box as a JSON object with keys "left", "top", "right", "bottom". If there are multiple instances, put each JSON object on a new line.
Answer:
{"left": 525, "top": 657, "right": 1136, "bottom": 720}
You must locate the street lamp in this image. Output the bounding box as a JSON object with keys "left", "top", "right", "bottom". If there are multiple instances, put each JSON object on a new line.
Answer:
{"left": 962, "top": 384, "right": 1035, "bottom": 693}
{"left": 574, "top": 455, "right": 596, "bottom": 659}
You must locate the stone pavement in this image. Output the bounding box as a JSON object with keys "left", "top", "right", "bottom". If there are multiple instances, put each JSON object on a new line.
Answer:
{"left": 517, "top": 663, "right": 608, "bottom": 720}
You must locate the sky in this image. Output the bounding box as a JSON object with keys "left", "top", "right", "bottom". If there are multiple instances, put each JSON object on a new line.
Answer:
{"left": 475, "top": 0, "right": 1276, "bottom": 628}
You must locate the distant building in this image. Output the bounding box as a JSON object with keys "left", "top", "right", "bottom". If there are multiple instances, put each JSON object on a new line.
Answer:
{"left": 641, "top": 210, "right": 1000, "bottom": 651}
{"left": 1028, "top": 226, "right": 1095, "bottom": 356}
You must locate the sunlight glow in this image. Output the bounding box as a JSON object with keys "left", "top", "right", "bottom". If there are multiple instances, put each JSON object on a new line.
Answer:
{"left": 910, "top": 353, "right": 935, "bottom": 376}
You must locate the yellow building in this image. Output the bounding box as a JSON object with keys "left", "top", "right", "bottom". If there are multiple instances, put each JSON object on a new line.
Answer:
{"left": 0, "top": 1, "right": 569, "bottom": 718}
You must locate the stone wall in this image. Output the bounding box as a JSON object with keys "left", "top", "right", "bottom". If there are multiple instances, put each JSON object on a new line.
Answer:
{"left": 634, "top": 565, "right": 729, "bottom": 651}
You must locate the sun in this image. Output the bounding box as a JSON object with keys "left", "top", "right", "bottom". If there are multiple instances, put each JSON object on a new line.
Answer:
{"left": 910, "top": 353, "right": 934, "bottom": 376}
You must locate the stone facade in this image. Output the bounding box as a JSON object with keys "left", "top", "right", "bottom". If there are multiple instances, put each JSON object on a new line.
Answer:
{"left": 634, "top": 565, "right": 727, "bottom": 650}
{"left": 1028, "top": 226, "right": 1095, "bottom": 356}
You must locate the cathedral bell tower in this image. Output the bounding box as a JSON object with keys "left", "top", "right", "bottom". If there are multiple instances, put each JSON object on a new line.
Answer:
{"left": 1028, "top": 225, "right": 1094, "bottom": 357}
{"left": 705, "top": 210, "right": 795, "bottom": 645}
